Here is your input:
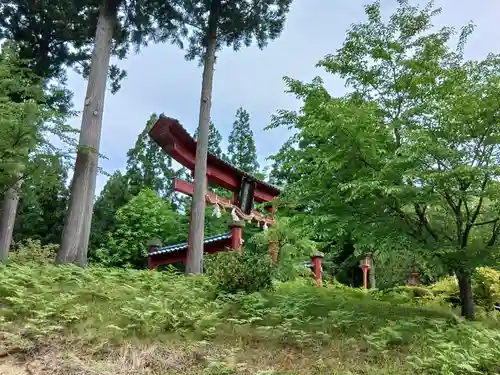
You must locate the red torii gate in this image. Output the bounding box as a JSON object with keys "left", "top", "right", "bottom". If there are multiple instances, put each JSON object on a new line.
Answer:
{"left": 146, "top": 115, "right": 280, "bottom": 269}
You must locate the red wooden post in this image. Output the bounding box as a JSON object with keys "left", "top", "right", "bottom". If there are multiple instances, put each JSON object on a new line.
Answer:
{"left": 361, "top": 265, "right": 370, "bottom": 289}
{"left": 229, "top": 220, "right": 245, "bottom": 253}
{"left": 146, "top": 238, "right": 162, "bottom": 269}
{"left": 311, "top": 252, "right": 324, "bottom": 287}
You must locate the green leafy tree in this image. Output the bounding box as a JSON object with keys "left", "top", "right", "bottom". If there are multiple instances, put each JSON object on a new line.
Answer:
{"left": 227, "top": 107, "right": 259, "bottom": 173}
{"left": 89, "top": 170, "right": 132, "bottom": 257}
{"left": 0, "top": 44, "right": 69, "bottom": 262}
{"left": 91, "top": 114, "right": 177, "bottom": 258}
{"left": 269, "top": 1, "right": 500, "bottom": 320}
{"left": 95, "top": 189, "right": 188, "bottom": 268}
{"left": 179, "top": 0, "right": 293, "bottom": 274}
{"left": 14, "top": 153, "right": 69, "bottom": 245}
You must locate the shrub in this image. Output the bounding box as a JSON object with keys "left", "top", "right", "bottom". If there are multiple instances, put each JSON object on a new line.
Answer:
{"left": 474, "top": 267, "right": 500, "bottom": 309}
{"left": 429, "top": 275, "right": 461, "bottom": 305}
{"left": 205, "top": 251, "right": 274, "bottom": 294}
{"left": 430, "top": 268, "right": 500, "bottom": 310}
{"left": 9, "top": 239, "right": 57, "bottom": 264}
{"left": 0, "top": 263, "right": 219, "bottom": 343}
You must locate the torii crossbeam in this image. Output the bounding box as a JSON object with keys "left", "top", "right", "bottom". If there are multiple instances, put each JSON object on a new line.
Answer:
{"left": 146, "top": 115, "right": 280, "bottom": 269}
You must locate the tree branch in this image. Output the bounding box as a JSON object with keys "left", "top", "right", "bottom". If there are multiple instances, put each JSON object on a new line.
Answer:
{"left": 472, "top": 218, "right": 500, "bottom": 227}
{"left": 487, "top": 220, "right": 500, "bottom": 246}
{"left": 469, "top": 173, "right": 489, "bottom": 225}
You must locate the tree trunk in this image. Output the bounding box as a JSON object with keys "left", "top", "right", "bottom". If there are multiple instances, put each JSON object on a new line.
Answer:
{"left": 56, "top": 1, "right": 115, "bottom": 265}
{"left": 456, "top": 269, "right": 475, "bottom": 320}
{"left": 76, "top": 188, "right": 94, "bottom": 267}
{"left": 369, "top": 262, "right": 376, "bottom": 289}
{"left": 0, "top": 179, "right": 22, "bottom": 262}
{"left": 185, "top": 0, "right": 221, "bottom": 275}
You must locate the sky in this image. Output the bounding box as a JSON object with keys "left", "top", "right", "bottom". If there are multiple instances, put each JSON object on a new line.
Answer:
{"left": 64, "top": 0, "right": 500, "bottom": 195}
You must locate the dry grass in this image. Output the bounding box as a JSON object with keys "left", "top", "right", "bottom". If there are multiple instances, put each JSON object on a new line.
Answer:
{"left": 0, "top": 335, "right": 411, "bottom": 375}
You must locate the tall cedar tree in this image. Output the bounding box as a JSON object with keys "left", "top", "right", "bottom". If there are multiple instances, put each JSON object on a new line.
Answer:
{"left": 0, "top": 0, "right": 90, "bottom": 111}
{"left": 227, "top": 107, "right": 259, "bottom": 173}
{"left": 126, "top": 113, "right": 176, "bottom": 198}
{"left": 178, "top": 0, "right": 293, "bottom": 274}
{"left": 57, "top": 0, "right": 184, "bottom": 266}
{"left": 194, "top": 120, "right": 224, "bottom": 158}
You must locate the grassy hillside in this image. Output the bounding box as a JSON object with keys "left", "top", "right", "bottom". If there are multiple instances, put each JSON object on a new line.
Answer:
{"left": 1, "top": 263, "right": 500, "bottom": 374}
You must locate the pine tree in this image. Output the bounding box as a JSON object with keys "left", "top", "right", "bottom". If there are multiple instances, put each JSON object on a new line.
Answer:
{"left": 126, "top": 113, "right": 176, "bottom": 198}
{"left": 227, "top": 107, "right": 259, "bottom": 173}
{"left": 194, "top": 121, "right": 223, "bottom": 158}
{"left": 176, "top": 0, "right": 293, "bottom": 274}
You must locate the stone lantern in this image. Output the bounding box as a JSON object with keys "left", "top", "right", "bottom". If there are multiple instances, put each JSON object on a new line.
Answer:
{"left": 407, "top": 271, "right": 421, "bottom": 286}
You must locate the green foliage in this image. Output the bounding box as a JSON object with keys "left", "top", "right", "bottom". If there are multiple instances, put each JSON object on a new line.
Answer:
{"left": 180, "top": 0, "right": 293, "bottom": 63}
{"left": 227, "top": 107, "right": 259, "bottom": 174}
{"left": 14, "top": 153, "right": 69, "bottom": 245}
{"left": 428, "top": 268, "right": 500, "bottom": 310}
{"left": 268, "top": 0, "right": 500, "bottom": 318}
{"left": 0, "top": 45, "right": 45, "bottom": 193}
{"left": 430, "top": 276, "right": 461, "bottom": 303}
{"left": 0, "top": 263, "right": 499, "bottom": 373}
{"left": 246, "top": 217, "right": 317, "bottom": 281}
{"left": 0, "top": 44, "right": 76, "bottom": 199}
{"left": 0, "top": 0, "right": 186, "bottom": 95}
{"left": 0, "top": 263, "right": 217, "bottom": 345}
{"left": 91, "top": 114, "right": 180, "bottom": 256}
{"left": 367, "top": 318, "right": 500, "bottom": 374}
{"left": 8, "top": 239, "right": 58, "bottom": 264}
{"left": 205, "top": 251, "right": 274, "bottom": 294}
{"left": 95, "top": 189, "right": 188, "bottom": 268}
{"left": 90, "top": 170, "right": 132, "bottom": 254}
{"left": 194, "top": 120, "right": 225, "bottom": 158}
{"left": 126, "top": 113, "right": 176, "bottom": 198}
{"left": 474, "top": 267, "right": 500, "bottom": 309}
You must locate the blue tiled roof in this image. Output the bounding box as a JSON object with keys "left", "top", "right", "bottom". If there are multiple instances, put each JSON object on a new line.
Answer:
{"left": 148, "top": 232, "right": 232, "bottom": 256}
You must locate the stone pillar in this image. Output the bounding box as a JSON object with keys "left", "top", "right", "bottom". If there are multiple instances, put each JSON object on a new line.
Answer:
{"left": 146, "top": 238, "right": 162, "bottom": 269}
{"left": 229, "top": 220, "right": 245, "bottom": 253}
{"left": 311, "top": 252, "right": 324, "bottom": 287}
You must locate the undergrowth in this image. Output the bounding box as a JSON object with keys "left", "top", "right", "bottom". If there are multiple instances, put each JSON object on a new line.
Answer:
{"left": 1, "top": 262, "right": 500, "bottom": 374}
